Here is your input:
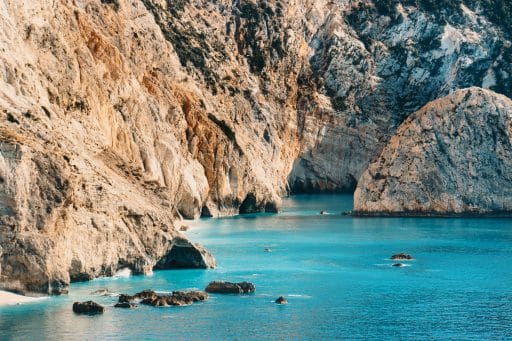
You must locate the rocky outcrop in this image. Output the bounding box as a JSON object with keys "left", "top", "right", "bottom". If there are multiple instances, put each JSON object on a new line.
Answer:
{"left": 354, "top": 88, "right": 512, "bottom": 215}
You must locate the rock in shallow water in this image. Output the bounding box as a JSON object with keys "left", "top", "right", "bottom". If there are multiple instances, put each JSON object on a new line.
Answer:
{"left": 172, "top": 290, "right": 208, "bottom": 302}
{"left": 275, "top": 296, "right": 288, "bottom": 304}
{"left": 391, "top": 253, "right": 413, "bottom": 261}
{"left": 118, "top": 294, "right": 135, "bottom": 303}
{"left": 72, "top": 301, "right": 104, "bottom": 315}
{"left": 205, "top": 281, "right": 256, "bottom": 294}
{"left": 114, "top": 302, "right": 137, "bottom": 309}
{"left": 134, "top": 290, "right": 157, "bottom": 301}
{"left": 121, "top": 289, "right": 209, "bottom": 307}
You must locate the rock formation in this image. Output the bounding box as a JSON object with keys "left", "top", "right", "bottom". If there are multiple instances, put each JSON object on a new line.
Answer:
{"left": 1, "top": 0, "right": 512, "bottom": 293}
{"left": 205, "top": 281, "right": 256, "bottom": 294}
{"left": 354, "top": 88, "right": 512, "bottom": 215}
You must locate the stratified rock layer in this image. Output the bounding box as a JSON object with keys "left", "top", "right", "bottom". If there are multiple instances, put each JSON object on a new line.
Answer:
{"left": 354, "top": 88, "right": 512, "bottom": 215}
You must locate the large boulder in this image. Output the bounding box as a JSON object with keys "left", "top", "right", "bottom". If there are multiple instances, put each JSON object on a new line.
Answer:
{"left": 354, "top": 88, "right": 512, "bottom": 216}
{"left": 205, "top": 281, "right": 256, "bottom": 294}
{"left": 72, "top": 301, "right": 104, "bottom": 315}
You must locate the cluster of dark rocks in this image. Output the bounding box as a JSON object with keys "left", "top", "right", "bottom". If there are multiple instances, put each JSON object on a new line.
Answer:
{"left": 137, "top": 290, "right": 208, "bottom": 307}
{"left": 73, "top": 288, "right": 210, "bottom": 314}
{"left": 73, "top": 280, "right": 289, "bottom": 314}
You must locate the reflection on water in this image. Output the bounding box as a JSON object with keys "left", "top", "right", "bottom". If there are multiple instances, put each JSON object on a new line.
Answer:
{"left": 1, "top": 194, "right": 512, "bottom": 340}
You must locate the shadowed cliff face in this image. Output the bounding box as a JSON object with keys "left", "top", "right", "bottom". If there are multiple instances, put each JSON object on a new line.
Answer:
{"left": 0, "top": 0, "right": 512, "bottom": 293}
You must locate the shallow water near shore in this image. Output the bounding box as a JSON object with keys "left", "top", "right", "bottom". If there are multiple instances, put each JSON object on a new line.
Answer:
{"left": 1, "top": 194, "right": 512, "bottom": 340}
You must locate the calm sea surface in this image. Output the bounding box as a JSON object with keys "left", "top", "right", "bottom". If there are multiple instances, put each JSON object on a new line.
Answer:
{"left": 1, "top": 194, "right": 512, "bottom": 340}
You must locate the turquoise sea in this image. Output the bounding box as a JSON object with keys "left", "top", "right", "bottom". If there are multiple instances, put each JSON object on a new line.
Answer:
{"left": 1, "top": 194, "right": 512, "bottom": 340}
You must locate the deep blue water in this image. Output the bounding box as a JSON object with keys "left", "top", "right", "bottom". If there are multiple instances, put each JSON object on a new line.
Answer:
{"left": 1, "top": 194, "right": 512, "bottom": 340}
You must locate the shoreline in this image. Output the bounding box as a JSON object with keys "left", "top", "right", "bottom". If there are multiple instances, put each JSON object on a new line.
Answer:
{"left": 0, "top": 290, "right": 45, "bottom": 306}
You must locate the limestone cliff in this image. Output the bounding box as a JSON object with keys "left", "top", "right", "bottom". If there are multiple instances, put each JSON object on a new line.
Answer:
{"left": 354, "top": 87, "right": 512, "bottom": 215}
{"left": 0, "top": 0, "right": 299, "bottom": 294}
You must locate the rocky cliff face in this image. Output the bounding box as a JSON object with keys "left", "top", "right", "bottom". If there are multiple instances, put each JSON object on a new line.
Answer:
{"left": 1, "top": 0, "right": 512, "bottom": 293}
{"left": 354, "top": 87, "right": 512, "bottom": 215}
{"left": 290, "top": 0, "right": 512, "bottom": 192}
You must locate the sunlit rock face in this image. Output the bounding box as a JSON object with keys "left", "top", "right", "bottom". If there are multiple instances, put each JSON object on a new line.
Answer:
{"left": 354, "top": 87, "right": 512, "bottom": 215}
{"left": 1, "top": 0, "right": 512, "bottom": 293}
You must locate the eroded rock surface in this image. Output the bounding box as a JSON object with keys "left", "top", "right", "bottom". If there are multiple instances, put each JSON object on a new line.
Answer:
{"left": 354, "top": 88, "right": 512, "bottom": 215}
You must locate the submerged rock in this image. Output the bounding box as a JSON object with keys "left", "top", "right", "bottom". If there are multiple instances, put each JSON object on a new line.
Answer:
{"left": 391, "top": 254, "right": 413, "bottom": 261}
{"left": 91, "top": 288, "right": 110, "bottom": 296}
{"left": 72, "top": 301, "right": 105, "bottom": 315}
{"left": 275, "top": 296, "right": 288, "bottom": 304}
{"left": 354, "top": 88, "right": 512, "bottom": 216}
{"left": 392, "top": 263, "right": 405, "bottom": 267}
{"left": 205, "top": 281, "right": 256, "bottom": 294}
